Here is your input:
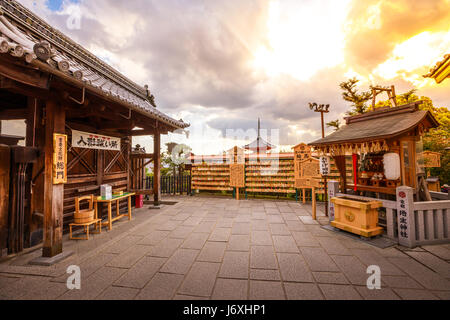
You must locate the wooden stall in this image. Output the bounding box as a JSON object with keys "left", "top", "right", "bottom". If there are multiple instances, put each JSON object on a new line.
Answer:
{"left": 309, "top": 102, "right": 439, "bottom": 199}
{"left": 0, "top": 1, "right": 188, "bottom": 258}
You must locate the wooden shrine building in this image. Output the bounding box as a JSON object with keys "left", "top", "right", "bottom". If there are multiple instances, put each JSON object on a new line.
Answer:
{"left": 309, "top": 102, "right": 439, "bottom": 198}
{"left": 0, "top": 1, "right": 188, "bottom": 258}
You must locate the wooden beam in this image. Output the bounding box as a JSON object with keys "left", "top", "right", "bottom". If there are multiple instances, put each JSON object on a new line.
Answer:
{"left": 0, "top": 58, "right": 50, "bottom": 89}
{"left": 0, "top": 108, "right": 28, "bottom": 120}
{"left": 153, "top": 131, "right": 161, "bottom": 205}
{"left": 43, "top": 99, "right": 65, "bottom": 258}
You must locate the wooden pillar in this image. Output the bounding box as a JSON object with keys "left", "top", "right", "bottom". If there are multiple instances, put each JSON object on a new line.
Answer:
{"left": 43, "top": 100, "right": 65, "bottom": 258}
{"left": 25, "top": 98, "right": 37, "bottom": 247}
{"left": 153, "top": 131, "right": 161, "bottom": 206}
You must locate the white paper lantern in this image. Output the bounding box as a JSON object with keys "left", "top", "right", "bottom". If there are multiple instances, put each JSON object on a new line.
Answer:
{"left": 383, "top": 153, "right": 401, "bottom": 180}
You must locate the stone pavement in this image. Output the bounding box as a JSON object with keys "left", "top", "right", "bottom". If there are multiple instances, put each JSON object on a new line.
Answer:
{"left": 0, "top": 195, "right": 449, "bottom": 300}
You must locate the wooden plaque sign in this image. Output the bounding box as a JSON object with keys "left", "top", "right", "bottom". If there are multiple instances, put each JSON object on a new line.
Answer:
{"left": 53, "top": 133, "right": 67, "bottom": 184}
{"left": 295, "top": 157, "right": 320, "bottom": 188}
{"left": 230, "top": 164, "right": 245, "bottom": 188}
{"left": 422, "top": 151, "right": 441, "bottom": 168}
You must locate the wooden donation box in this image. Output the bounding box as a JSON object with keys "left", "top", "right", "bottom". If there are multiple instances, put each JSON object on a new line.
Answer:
{"left": 330, "top": 197, "right": 383, "bottom": 238}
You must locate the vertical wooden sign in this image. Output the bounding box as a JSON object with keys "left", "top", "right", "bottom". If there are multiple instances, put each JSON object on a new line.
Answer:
{"left": 230, "top": 164, "right": 245, "bottom": 188}
{"left": 53, "top": 133, "right": 67, "bottom": 184}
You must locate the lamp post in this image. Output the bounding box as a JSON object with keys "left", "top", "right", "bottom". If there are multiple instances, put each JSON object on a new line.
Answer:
{"left": 309, "top": 103, "right": 330, "bottom": 217}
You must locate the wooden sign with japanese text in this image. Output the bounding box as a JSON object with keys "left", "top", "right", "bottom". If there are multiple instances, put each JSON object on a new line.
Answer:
{"left": 72, "top": 130, "right": 121, "bottom": 151}
{"left": 53, "top": 133, "right": 67, "bottom": 184}
{"left": 422, "top": 151, "right": 441, "bottom": 168}
{"left": 295, "top": 157, "right": 320, "bottom": 188}
{"left": 230, "top": 164, "right": 245, "bottom": 188}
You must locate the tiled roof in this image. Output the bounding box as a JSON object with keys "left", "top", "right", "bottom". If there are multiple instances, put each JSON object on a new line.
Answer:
{"left": 309, "top": 103, "right": 439, "bottom": 146}
{"left": 0, "top": 0, "right": 189, "bottom": 129}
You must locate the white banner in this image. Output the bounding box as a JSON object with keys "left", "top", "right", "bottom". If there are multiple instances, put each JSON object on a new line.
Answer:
{"left": 72, "top": 130, "right": 121, "bottom": 151}
{"left": 320, "top": 156, "right": 330, "bottom": 176}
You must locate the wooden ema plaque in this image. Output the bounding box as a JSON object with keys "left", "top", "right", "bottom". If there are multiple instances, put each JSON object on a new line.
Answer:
{"left": 230, "top": 164, "right": 245, "bottom": 188}
{"left": 295, "top": 158, "right": 320, "bottom": 188}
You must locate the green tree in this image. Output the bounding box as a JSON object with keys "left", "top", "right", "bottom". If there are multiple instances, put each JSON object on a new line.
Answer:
{"left": 375, "top": 91, "right": 450, "bottom": 184}
{"left": 340, "top": 78, "right": 373, "bottom": 115}
{"left": 162, "top": 142, "right": 192, "bottom": 176}
{"left": 326, "top": 119, "right": 341, "bottom": 131}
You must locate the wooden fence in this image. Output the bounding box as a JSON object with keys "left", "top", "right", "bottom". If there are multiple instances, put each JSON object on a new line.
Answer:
{"left": 329, "top": 181, "right": 450, "bottom": 248}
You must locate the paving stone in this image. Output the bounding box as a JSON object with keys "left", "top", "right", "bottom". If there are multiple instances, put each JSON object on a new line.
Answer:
{"left": 114, "top": 256, "right": 166, "bottom": 288}
{"left": 232, "top": 222, "right": 251, "bottom": 235}
{"left": 212, "top": 278, "right": 248, "bottom": 300}
{"left": 251, "top": 230, "right": 273, "bottom": 246}
{"left": 300, "top": 247, "right": 340, "bottom": 272}
{"left": 59, "top": 267, "right": 126, "bottom": 300}
{"left": 209, "top": 228, "right": 232, "bottom": 242}
{"left": 183, "top": 217, "right": 203, "bottom": 226}
{"left": 169, "top": 226, "right": 195, "bottom": 239}
{"left": 286, "top": 220, "right": 307, "bottom": 232}
{"left": 216, "top": 219, "right": 234, "bottom": 228}
{"left": 305, "top": 225, "right": 334, "bottom": 237}
{"left": 198, "top": 242, "right": 227, "bottom": 263}
{"left": 181, "top": 232, "right": 210, "bottom": 250}
{"left": 405, "top": 251, "right": 450, "bottom": 278}
{"left": 156, "top": 220, "right": 181, "bottom": 231}
{"left": 250, "top": 246, "right": 278, "bottom": 269}
{"left": 292, "top": 231, "right": 320, "bottom": 247}
{"left": 331, "top": 255, "right": 368, "bottom": 286}
{"left": 194, "top": 221, "right": 217, "bottom": 233}
{"left": 147, "top": 238, "right": 184, "bottom": 258}
{"left": 267, "top": 215, "right": 284, "bottom": 224}
{"left": 350, "top": 248, "right": 405, "bottom": 276}
{"left": 317, "top": 237, "right": 352, "bottom": 256}
{"left": 432, "top": 290, "right": 450, "bottom": 300}
{"left": 299, "top": 216, "right": 319, "bottom": 225}
{"left": 381, "top": 275, "right": 424, "bottom": 289}
{"left": 279, "top": 206, "right": 294, "bottom": 213}
{"left": 137, "top": 231, "right": 171, "bottom": 246}
{"left": 319, "top": 284, "right": 362, "bottom": 300}
{"left": 173, "top": 294, "right": 209, "bottom": 300}
{"left": 136, "top": 273, "right": 184, "bottom": 300}
{"left": 160, "top": 249, "right": 199, "bottom": 275}
{"left": 393, "top": 288, "right": 439, "bottom": 300}
{"left": 249, "top": 281, "right": 285, "bottom": 300}
{"left": 179, "top": 262, "right": 220, "bottom": 297}
{"left": 0, "top": 275, "right": 21, "bottom": 289}
{"left": 284, "top": 283, "right": 324, "bottom": 300}
{"left": 171, "top": 213, "right": 191, "bottom": 221}
{"left": 277, "top": 253, "right": 314, "bottom": 283}
{"left": 272, "top": 235, "right": 299, "bottom": 253}
{"left": 313, "top": 272, "right": 349, "bottom": 284}
{"left": 250, "top": 269, "right": 281, "bottom": 281}
{"left": 96, "top": 286, "right": 139, "bottom": 300}
{"left": 252, "top": 212, "right": 267, "bottom": 220}
{"left": 103, "top": 235, "right": 143, "bottom": 254}
{"left": 269, "top": 224, "right": 291, "bottom": 235}
{"left": 355, "top": 286, "right": 400, "bottom": 300}
{"left": 251, "top": 220, "right": 269, "bottom": 231}
{"left": 388, "top": 257, "right": 450, "bottom": 291}
{"left": 422, "top": 245, "right": 450, "bottom": 261}
{"left": 14, "top": 278, "right": 67, "bottom": 300}
{"left": 106, "top": 245, "right": 151, "bottom": 269}
{"left": 227, "top": 234, "right": 250, "bottom": 251}
{"left": 219, "top": 251, "right": 249, "bottom": 279}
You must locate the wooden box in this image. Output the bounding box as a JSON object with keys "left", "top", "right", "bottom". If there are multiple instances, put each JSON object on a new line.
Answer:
{"left": 331, "top": 197, "right": 383, "bottom": 238}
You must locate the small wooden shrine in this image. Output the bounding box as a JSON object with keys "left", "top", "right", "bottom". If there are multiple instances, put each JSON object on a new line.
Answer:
{"left": 309, "top": 102, "right": 439, "bottom": 198}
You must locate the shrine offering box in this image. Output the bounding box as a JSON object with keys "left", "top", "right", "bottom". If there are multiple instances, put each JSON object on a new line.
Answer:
{"left": 331, "top": 197, "right": 383, "bottom": 238}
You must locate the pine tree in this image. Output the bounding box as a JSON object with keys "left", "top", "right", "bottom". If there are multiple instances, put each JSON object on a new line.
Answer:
{"left": 339, "top": 78, "right": 373, "bottom": 115}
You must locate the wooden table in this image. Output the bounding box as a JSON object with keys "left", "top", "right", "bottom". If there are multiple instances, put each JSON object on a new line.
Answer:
{"left": 94, "top": 193, "right": 135, "bottom": 231}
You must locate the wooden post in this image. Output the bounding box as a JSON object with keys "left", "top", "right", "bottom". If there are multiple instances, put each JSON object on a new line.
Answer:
{"left": 236, "top": 187, "right": 240, "bottom": 200}
{"left": 43, "top": 99, "right": 65, "bottom": 258}
{"left": 153, "top": 131, "right": 161, "bottom": 206}
{"left": 0, "top": 145, "right": 10, "bottom": 257}
{"left": 312, "top": 187, "right": 317, "bottom": 220}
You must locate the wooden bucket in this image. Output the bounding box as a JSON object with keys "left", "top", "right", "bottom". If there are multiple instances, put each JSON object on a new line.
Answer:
{"left": 74, "top": 209, "right": 94, "bottom": 224}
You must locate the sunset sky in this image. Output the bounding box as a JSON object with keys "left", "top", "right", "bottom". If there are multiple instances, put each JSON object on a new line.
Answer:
{"left": 14, "top": 0, "right": 450, "bottom": 154}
